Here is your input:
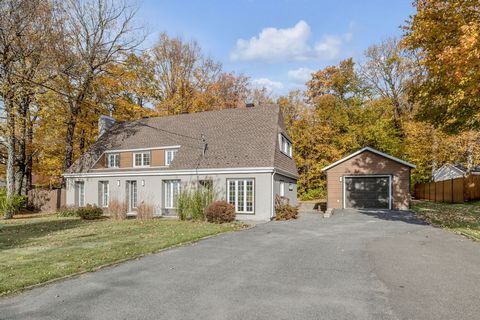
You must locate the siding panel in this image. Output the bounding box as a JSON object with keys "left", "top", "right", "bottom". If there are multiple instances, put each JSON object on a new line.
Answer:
{"left": 120, "top": 152, "right": 133, "bottom": 168}
{"left": 151, "top": 149, "right": 165, "bottom": 166}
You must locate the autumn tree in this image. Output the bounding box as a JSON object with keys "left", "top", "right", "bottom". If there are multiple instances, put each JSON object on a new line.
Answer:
{"left": 307, "top": 58, "right": 367, "bottom": 106}
{"left": 52, "top": 0, "right": 143, "bottom": 174}
{"left": 149, "top": 33, "right": 251, "bottom": 114}
{"left": 0, "top": 0, "right": 54, "bottom": 217}
{"left": 360, "top": 37, "right": 417, "bottom": 124}
{"left": 403, "top": 0, "right": 480, "bottom": 133}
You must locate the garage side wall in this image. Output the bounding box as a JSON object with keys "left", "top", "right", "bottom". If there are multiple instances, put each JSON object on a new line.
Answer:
{"left": 326, "top": 151, "right": 411, "bottom": 210}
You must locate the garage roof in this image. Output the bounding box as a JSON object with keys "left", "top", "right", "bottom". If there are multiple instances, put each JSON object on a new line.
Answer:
{"left": 321, "top": 147, "right": 416, "bottom": 171}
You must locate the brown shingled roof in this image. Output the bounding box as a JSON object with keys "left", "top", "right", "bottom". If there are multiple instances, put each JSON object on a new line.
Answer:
{"left": 66, "top": 105, "right": 298, "bottom": 178}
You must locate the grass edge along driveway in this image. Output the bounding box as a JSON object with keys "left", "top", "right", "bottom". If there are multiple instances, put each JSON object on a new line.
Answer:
{"left": 411, "top": 200, "right": 480, "bottom": 241}
{"left": 0, "top": 215, "right": 246, "bottom": 296}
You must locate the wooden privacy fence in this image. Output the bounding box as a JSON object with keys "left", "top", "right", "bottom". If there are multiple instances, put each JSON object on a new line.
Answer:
{"left": 414, "top": 175, "right": 480, "bottom": 203}
{"left": 28, "top": 188, "right": 66, "bottom": 212}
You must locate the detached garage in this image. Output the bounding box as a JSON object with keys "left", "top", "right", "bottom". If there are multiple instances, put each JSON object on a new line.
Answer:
{"left": 322, "top": 147, "right": 416, "bottom": 210}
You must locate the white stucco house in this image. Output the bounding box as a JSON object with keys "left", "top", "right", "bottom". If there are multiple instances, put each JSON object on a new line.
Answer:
{"left": 63, "top": 105, "right": 298, "bottom": 221}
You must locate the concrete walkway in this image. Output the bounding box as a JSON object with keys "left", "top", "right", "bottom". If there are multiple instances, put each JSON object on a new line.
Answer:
{"left": 1, "top": 209, "right": 479, "bottom": 320}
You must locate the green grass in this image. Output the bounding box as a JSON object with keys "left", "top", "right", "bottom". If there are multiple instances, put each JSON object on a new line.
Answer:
{"left": 411, "top": 200, "right": 480, "bottom": 241}
{"left": 0, "top": 214, "right": 245, "bottom": 296}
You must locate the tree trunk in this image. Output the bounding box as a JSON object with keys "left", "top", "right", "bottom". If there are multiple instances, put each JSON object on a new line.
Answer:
{"left": 465, "top": 130, "right": 475, "bottom": 174}
{"left": 63, "top": 102, "right": 79, "bottom": 174}
{"left": 79, "top": 129, "right": 86, "bottom": 153}
{"left": 4, "top": 99, "right": 16, "bottom": 219}
{"left": 25, "top": 114, "right": 34, "bottom": 194}
{"left": 431, "top": 129, "right": 438, "bottom": 177}
{"left": 15, "top": 97, "right": 29, "bottom": 195}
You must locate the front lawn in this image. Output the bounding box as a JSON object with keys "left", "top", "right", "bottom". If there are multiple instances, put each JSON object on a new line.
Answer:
{"left": 411, "top": 200, "right": 480, "bottom": 241}
{"left": 0, "top": 214, "right": 244, "bottom": 296}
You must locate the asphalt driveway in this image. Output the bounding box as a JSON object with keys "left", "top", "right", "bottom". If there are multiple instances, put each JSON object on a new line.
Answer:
{"left": 1, "top": 209, "right": 479, "bottom": 320}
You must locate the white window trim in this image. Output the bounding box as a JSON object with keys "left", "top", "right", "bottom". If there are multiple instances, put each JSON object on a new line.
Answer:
{"left": 227, "top": 179, "right": 255, "bottom": 214}
{"left": 342, "top": 175, "right": 392, "bottom": 210}
{"left": 107, "top": 153, "right": 120, "bottom": 168}
{"left": 165, "top": 149, "right": 178, "bottom": 166}
{"left": 280, "top": 181, "right": 285, "bottom": 197}
{"left": 133, "top": 152, "right": 151, "bottom": 167}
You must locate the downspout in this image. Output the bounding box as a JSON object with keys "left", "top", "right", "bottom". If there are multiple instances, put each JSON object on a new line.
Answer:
{"left": 271, "top": 169, "right": 276, "bottom": 220}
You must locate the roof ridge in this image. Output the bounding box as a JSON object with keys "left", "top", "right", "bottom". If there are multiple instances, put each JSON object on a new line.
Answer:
{"left": 123, "top": 105, "right": 278, "bottom": 124}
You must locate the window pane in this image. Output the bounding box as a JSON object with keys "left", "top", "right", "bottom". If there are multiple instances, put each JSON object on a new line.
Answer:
{"left": 172, "top": 181, "right": 179, "bottom": 205}
{"left": 166, "top": 149, "right": 177, "bottom": 165}
{"left": 102, "top": 182, "right": 109, "bottom": 207}
{"left": 166, "top": 182, "right": 171, "bottom": 208}
{"left": 237, "top": 181, "right": 244, "bottom": 212}
{"left": 76, "top": 182, "right": 85, "bottom": 207}
{"left": 132, "top": 182, "right": 137, "bottom": 208}
{"left": 143, "top": 153, "right": 150, "bottom": 165}
{"left": 246, "top": 180, "right": 253, "bottom": 212}
{"left": 228, "top": 181, "right": 235, "bottom": 206}
{"left": 135, "top": 154, "right": 142, "bottom": 166}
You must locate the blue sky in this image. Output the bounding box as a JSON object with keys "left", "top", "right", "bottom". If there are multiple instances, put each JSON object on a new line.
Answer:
{"left": 138, "top": 0, "right": 415, "bottom": 95}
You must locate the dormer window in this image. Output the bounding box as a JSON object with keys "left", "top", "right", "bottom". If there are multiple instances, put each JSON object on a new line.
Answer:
{"left": 134, "top": 152, "right": 150, "bottom": 167}
{"left": 107, "top": 153, "right": 120, "bottom": 168}
{"left": 166, "top": 149, "right": 178, "bottom": 166}
{"left": 280, "top": 134, "right": 292, "bottom": 157}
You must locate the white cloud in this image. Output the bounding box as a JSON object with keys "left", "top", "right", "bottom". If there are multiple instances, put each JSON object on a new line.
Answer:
{"left": 288, "top": 67, "right": 315, "bottom": 84}
{"left": 252, "top": 78, "right": 284, "bottom": 92}
{"left": 230, "top": 20, "right": 352, "bottom": 62}
{"left": 314, "top": 33, "right": 352, "bottom": 59}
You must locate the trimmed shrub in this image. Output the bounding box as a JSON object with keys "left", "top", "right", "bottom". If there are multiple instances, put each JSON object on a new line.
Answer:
{"left": 177, "top": 184, "right": 216, "bottom": 221}
{"left": 204, "top": 200, "right": 235, "bottom": 223}
{"left": 275, "top": 203, "right": 299, "bottom": 221}
{"left": 137, "top": 203, "right": 154, "bottom": 220}
{"left": 105, "top": 199, "right": 128, "bottom": 220}
{"left": 77, "top": 204, "right": 103, "bottom": 220}
{"left": 57, "top": 205, "right": 79, "bottom": 217}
